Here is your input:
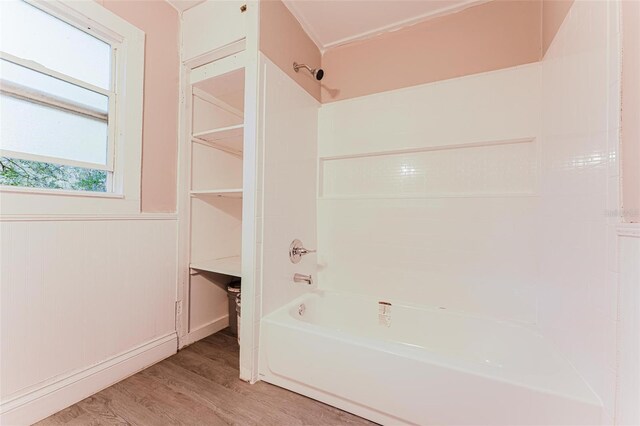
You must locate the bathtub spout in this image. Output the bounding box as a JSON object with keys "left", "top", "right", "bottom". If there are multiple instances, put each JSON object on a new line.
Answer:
{"left": 293, "top": 273, "right": 313, "bottom": 285}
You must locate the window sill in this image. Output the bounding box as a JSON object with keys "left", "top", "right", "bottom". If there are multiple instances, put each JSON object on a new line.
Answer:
{"left": 0, "top": 213, "right": 177, "bottom": 222}
{"left": 0, "top": 185, "right": 139, "bottom": 216}
{"left": 0, "top": 185, "right": 124, "bottom": 199}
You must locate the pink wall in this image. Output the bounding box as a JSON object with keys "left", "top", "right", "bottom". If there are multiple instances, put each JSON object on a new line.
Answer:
{"left": 320, "top": 0, "right": 542, "bottom": 103}
{"left": 622, "top": 0, "right": 640, "bottom": 223}
{"left": 96, "top": 0, "right": 180, "bottom": 212}
{"left": 260, "top": 0, "right": 322, "bottom": 102}
{"left": 542, "top": 0, "right": 574, "bottom": 56}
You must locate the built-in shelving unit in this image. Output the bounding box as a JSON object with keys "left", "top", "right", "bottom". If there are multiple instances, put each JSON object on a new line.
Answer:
{"left": 188, "top": 54, "right": 246, "bottom": 280}
{"left": 177, "top": 3, "right": 259, "bottom": 373}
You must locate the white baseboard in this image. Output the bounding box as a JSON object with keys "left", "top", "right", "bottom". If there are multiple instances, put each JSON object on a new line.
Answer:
{"left": 0, "top": 333, "right": 177, "bottom": 426}
{"left": 179, "top": 315, "right": 229, "bottom": 348}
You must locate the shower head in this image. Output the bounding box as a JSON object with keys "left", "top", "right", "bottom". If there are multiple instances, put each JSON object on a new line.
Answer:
{"left": 293, "top": 62, "right": 324, "bottom": 81}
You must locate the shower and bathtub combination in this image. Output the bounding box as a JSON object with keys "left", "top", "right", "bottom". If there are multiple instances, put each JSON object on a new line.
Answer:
{"left": 261, "top": 213, "right": 601, "bottom": 425}
{"left": 270, "top": 238, "right": 598, "bottom": 424}
{"left": 254, "top": 1, "right": 626, "bottom": 424}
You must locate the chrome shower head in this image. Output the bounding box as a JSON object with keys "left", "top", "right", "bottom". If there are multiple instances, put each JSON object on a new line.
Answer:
{"left": 293, "top": 62, "right": 324, "bottom": 81}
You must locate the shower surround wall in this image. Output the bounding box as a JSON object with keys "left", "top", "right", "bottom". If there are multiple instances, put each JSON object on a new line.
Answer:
{"left": 318, "top": 64, "right": 541, "bottom": 324}
{"left": 317, "top": 0, "right": 621, "bottom": 421}
{"left": 538, "top": 1, "right": 621, "bottom": 423}
{"left": 259, "top": 54, "right": 319, "bottom": 318}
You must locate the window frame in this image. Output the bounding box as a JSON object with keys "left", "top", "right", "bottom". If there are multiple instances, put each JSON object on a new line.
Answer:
{"left": 0, "top": 51, "right": 116, "bottom": 173}
{"left": 0, "top": 0, "right": 145, "bottom": 215}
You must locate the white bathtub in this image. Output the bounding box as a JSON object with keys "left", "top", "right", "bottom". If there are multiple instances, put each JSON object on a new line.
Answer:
{"left": 260, "top": 291, "right": 602, "bottom": 425}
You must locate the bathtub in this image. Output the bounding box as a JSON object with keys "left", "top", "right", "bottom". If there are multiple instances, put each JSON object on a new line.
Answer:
{"left": 260, "top": 291, "right": 602, "bottom": 425}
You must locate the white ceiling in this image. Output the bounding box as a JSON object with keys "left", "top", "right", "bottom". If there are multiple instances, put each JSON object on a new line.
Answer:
{"left": 165, "top": 0, "right": 205, "bottom": 13}
{"left": 282, "top": 0, "right": 487, "bottom": 52}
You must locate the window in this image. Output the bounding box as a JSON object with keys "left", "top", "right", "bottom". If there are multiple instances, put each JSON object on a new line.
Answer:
{"left": 0, "top": 0, "right": 144, "bottom": 213}
{"left": 0, "top": 0, "right": 115, "bottom": 192}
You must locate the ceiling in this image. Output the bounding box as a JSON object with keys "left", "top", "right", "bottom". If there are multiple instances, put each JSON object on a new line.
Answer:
{"left": 166, "top": 0, "right": 486, "bottom": 51}
{"left": 165, "top": 0, "right": 205, "bottom": 12}
{"left": 282, "top": 0, "right": 487, "bottom": 51}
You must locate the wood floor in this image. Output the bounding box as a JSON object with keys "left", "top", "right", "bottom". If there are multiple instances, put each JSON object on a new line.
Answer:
{"left": 37, "top": 330, "right": 375, "bottom": 426}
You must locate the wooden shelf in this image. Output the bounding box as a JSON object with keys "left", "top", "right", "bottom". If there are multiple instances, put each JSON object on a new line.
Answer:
{"left": 193, "top": 124, "right": 243, "bottom": 142}
{"left": 190, "top": 255, "right": 241, "bottom": 277}
{"left": 191, "top": 55, "right": 246, "bottom": 111}
{"left": 190, "top": 189, "right": 243, "bottom": 199}
{"left": 192, "top": 124, "right": 243, "bottom": 155}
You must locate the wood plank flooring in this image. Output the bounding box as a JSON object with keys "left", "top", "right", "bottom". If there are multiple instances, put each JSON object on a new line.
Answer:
{"left": 37, "top": 330, "right": 376, "bottom": 426}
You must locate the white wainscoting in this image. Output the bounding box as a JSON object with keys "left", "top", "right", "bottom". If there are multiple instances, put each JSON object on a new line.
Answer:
{"left": 616, "top": 224, "right": 640, "bottom": 426}
{"left": 0, "top": 214, "right": 178, "bottom": 425}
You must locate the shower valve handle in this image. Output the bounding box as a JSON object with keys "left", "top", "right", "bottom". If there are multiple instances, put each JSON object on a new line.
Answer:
{"left": 289, "top": 239, "right": 316, "bottom": 264}
{"left": 295, "top": 247, "right": 316, "bottom": 256}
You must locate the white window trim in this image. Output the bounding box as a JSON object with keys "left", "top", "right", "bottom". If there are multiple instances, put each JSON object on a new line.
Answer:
{"left": 0, "top": 0, "right": 145, "bottom": 216}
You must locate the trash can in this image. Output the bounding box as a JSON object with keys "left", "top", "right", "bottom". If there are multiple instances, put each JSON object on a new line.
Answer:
{"left": 235, "top": 293, "right": 241, "bottom": 345}
{"left": 227, "top": 279, "right": 241, "bottom": 337}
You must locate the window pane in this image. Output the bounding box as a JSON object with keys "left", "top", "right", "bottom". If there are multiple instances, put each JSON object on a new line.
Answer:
{"left": 0, "top": 0, "right": 111, "bottom": 90}
{"left": 0, "top": 59, "right": 108, "bottom": 115}
{"left": 0, "top": 156, "right": 107, "bottom": 192}
{"left": 0, "top": 94, "right": 109, "bottom": 166}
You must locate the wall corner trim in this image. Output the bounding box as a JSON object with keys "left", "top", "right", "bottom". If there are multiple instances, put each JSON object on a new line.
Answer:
{"left": 0, "top": 333, "right": 177, "bottom": 425}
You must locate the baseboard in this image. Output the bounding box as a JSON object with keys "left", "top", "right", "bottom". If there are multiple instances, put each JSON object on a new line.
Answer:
{"left": 180, "top": 315, "right": 229, "bottom": 348}
{"left": 0, "top": 333, "right": 177, "bottom": 425}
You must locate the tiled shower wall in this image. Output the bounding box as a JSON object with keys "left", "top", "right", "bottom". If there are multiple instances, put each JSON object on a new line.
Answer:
{"left": 537, "top": 1, "right": 621, "bottom": 422}
{"left": 317, "top": 63, "right": 542, "bottom": 323}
